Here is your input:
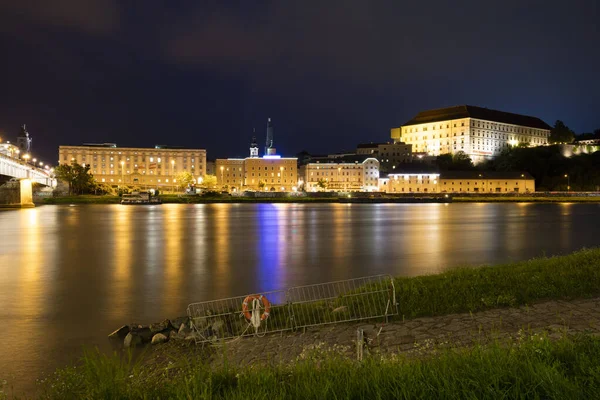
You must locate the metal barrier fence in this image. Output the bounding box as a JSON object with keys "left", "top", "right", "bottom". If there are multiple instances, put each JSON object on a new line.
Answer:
{"left": 187, "top": 275, "right": 397, "bottom": 344}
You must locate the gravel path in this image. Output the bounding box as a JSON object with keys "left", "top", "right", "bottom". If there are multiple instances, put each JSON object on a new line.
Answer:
{"left": 207, "top": 297, "right": 600, "bottom": 366}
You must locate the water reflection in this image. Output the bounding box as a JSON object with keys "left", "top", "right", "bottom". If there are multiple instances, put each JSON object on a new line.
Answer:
{"left": 1, "top": 203, "right": 600, "bottom": 396}
{"left": 111, "top": 206, "right": 132, "bottom": 320}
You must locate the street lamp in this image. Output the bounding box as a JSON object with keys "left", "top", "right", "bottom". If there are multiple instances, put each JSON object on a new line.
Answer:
{"left": 120, "top": 160, "right": 125, "bottom": 190}
{"left": 171, "top": 160, "right": 175, "bottom": 193}
{"left": 280, "top": 166, "right": 284, "bottom": 191}
{"left": 23, "top": 153, "right": 30, "bottom": 163}
{"left": 220, "top": 166, "right": 224, "bottom": 189}
{"left": 564, "top": 174, "right": 570, "bottom": 192}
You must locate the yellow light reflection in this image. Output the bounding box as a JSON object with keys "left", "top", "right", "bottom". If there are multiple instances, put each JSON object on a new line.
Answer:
{"left": 213, "top": 204, "right": 230, "bottom": 294}
{"left": 111, "top": 205, "right": 132, "bottom": 320}
{"left": 19, "top": 209, "right": 44, "bottom": 318}
{"left": 163, "top": 204, "right": 183, "bottom": 315}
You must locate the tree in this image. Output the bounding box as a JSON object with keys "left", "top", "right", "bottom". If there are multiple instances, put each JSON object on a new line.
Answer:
{"left": 452, "top": 151, "right": 474, "bottom": 169}
{"left": 436, "top": 154, "right": 453, "bottom": 170}
{"left": 54, "top": 163, "right": 96, "bottom": 195}
{"left": 549, "top": 120, "right": 575, "bottom": 144}
{"left": 175, "top": 171, "right": 195, "bottom": 189}
{"left": 316, "top": 178, "right": 328, "bottom": 190}
{"left": 199, "top": 174, "right": 217, "bottom": 190}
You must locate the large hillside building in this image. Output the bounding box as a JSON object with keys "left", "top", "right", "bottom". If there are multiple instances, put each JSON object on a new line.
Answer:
{"left": 391, "top": 105, "right": 551, "bottom": 164}
{"left": 58, "top": 144, "right": 206, "bottom": 189}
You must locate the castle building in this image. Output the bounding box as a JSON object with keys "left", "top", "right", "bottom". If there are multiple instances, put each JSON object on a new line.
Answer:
{"left": 58, "top": 144, "right": 206, "bottom": 189}
{"left": 391, "top": 105, "right": 551, "bottom": 164}
{"left": 215, "top": 119, "right": 298, "bottom": 192}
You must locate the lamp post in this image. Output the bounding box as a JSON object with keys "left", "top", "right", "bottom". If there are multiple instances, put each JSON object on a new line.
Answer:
{"left": 564, "top": 174, "right": 570, "bottom": 192}
{"left": 23, "top": 153, "right": 30, "bottom": 164}
{"left": 280, "top": 166, "right": 284, "bottom": 191}
{"left": 220, "top": 166, "right": 224, "bottom": 190}
{"left": 171, "top": 159, "right": 175, "bottom": 193}
{"left": 120, "top": 160, "right": 125, "bottom": 190}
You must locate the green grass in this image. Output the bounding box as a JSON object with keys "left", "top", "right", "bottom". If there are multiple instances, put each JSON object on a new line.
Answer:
{"left": 394, "top": 247, "right": 600, "bottom": 319}
{"left": 37, "top": 333, "right": 600, "bottom": 399}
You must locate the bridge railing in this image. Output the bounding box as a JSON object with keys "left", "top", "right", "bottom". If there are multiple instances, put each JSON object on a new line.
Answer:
{"left": 0, "top": 153, "right": 55, "bottom": 186}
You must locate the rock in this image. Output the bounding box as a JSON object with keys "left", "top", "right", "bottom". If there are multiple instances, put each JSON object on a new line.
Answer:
{"left": 185, "top": 334, "right": 197, "bottom": 342}
{"left": 332, "top": 306, "right": 348, "bottom": 313}
{"left": 151, "top": 333, "right": 168, "bottom": 345}
{"left": 171, "top": 316, "right": 189, "bottom": 329}
{"left": 178, "top": 323, "right": 191, "bottom": 336}
{"left": 150, "top": 319, "right": 174, "bottom": 334}
{"left": 131, "top": 326, "right": 153, "bottom": 343}
{"left": 169, "top": 330, "right": 180, "bottom": 340}
{"left": 124, "top": 332, "right": 142, "bottom": 348}
{"left": 108, "top": 325, "right": 130, "bottom": 341}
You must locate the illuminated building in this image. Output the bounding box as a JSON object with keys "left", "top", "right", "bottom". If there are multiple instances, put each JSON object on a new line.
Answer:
{"left": 391, "top": 105, "right": 551, "bottom": 164}
{"left": 300, "top": 156, "right": 380, "bottom": 192}
{"left": 58, "top": 144, "right": 206, "bottom": 189}
{"left": 380, "top": 171, "right": 535, "bottom": 193}
{"left": 215, "top": 120, "right": 298, "bottom": 192}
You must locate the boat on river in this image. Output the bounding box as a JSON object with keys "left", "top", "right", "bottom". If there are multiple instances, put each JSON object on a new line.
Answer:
{"left": 120, "top": 192, "right": 161, "bottom": 205}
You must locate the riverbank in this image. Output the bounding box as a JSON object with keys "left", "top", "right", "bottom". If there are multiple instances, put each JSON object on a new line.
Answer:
{"left": 40, "top": 193, "right": 600, "bottom": 204}
{"left": 454, "top": 196, "right": 600, "bottom": 202}
{"left": 28, "top": 248, "right": 600, "bottom": 399}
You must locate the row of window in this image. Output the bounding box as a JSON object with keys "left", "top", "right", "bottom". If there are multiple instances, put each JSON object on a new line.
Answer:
{"left": 404, "top": 121, "right": 547, "bottom": 136}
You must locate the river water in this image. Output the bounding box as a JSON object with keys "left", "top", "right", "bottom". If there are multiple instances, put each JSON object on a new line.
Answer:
{"left": 1, "top": 203, "right": 599, "bottom": 394}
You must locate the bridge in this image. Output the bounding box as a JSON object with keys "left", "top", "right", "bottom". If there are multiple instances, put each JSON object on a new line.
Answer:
{"left": 0, "top": 153, "right": 56, "bottom": 208}
{"left": 0, "top": 152, "right": 56, "bottom": 186}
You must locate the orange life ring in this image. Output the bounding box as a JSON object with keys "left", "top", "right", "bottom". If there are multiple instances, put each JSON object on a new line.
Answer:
{"left": 242, "top": 294, "right": 271, "bottom": 321}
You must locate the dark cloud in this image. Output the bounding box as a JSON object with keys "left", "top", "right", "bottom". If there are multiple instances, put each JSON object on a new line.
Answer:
{"left": 0, "top": 0, "right": 121, "bottom": 36}
{"left": 0, "top": 1, "right": 598, "bottom": 163}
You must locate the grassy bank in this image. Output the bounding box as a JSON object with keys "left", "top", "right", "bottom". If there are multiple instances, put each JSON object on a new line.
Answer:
{"left": 394, "top": 247, "right": 600, "bottom": 319}
{"left": 36, "top": 333, "right": 600, "bottom": 399}
{"left": 454, "top": 196, "right": 600, "bottom": 202}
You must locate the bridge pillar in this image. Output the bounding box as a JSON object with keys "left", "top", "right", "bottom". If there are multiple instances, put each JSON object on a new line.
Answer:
{"left": 0, "top": 179, "right": 35, "bottom": 208}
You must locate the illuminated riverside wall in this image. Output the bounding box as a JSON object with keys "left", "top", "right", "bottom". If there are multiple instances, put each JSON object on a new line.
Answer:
{"left": 380, "top": 171, "right": 535, "bottom": 194}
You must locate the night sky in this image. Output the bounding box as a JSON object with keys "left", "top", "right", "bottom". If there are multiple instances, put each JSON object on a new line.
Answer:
{"left": 0, "top": 1, "right": 598, "bottom": 165}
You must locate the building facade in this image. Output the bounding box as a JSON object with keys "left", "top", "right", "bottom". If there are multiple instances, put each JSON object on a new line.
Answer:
{"left": 58, "top": 144, "right": 206, "bottom": 189}
{"left": 300, "top": 156, "right": 380, "bottom": 192}
{"left": 377, "top": 142, "right": 412, "bottom": 171}
{"left": 380, "top": 171, "right": 535, "bottom": 193}
{"left": 216, "top": 156, "right": 298, "bottom": 191}
{"left": 392, "top": 105, "right": 551, "bottom": 164}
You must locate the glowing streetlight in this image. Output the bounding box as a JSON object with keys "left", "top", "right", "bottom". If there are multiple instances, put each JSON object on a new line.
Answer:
{"left": 171, "top": 160, "right": 176, "bottom": 192}
{"left": 120, "top": 160, "right": 125, "bottom": 188}
{"left": 23, "top": 153, "right": 30, "bottom": 163}
{"left": 220, "top": 166, "right": 224, "bottom": 189}
{"left": 564, "top": 174, "right": 570, "bottom": 192}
